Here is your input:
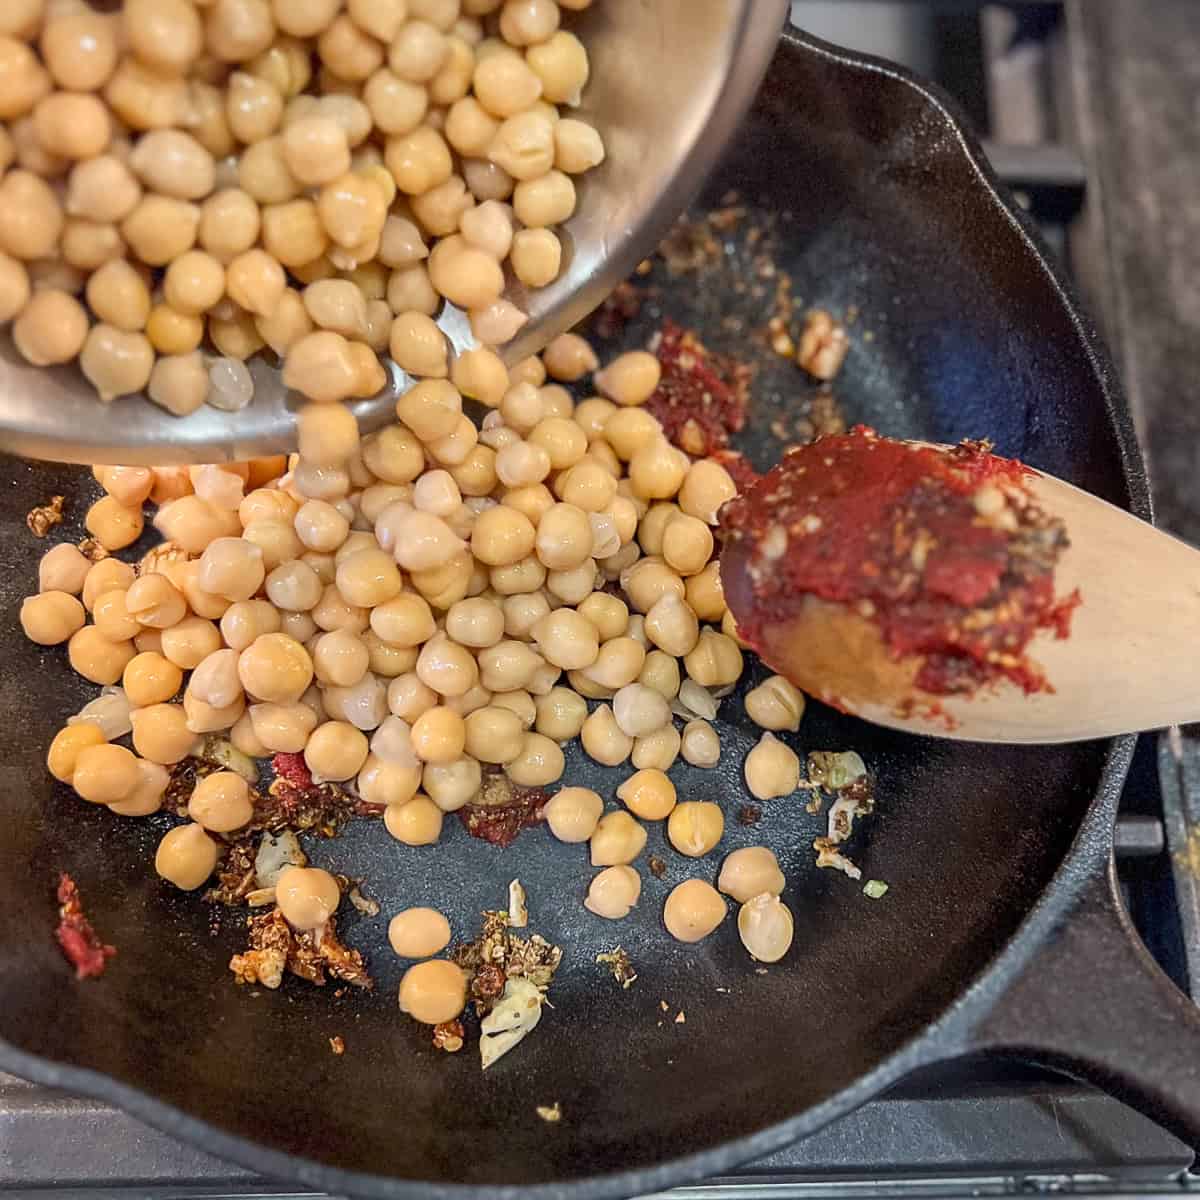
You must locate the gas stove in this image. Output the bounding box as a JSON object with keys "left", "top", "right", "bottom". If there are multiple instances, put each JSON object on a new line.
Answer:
{"left": 5, "top": 2, "right": 1200, "bottom": 1196}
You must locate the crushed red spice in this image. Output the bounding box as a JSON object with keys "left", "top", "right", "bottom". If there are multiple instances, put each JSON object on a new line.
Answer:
{"left": 55, "top": 873, "right": 115, "bottom": 980}
{"left": 457, "top": 768, "right": 549, "bottom": 848}
{"left": 644, "top": 320, "right": 752, "bottom": 458}
{"left": 721, "top": 427, "right": 1078, "bottom": 697}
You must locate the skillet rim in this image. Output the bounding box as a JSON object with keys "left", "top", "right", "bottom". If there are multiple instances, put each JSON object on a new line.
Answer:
{"left": 0, "top": 26, "right": 1150, "bottom": 1200}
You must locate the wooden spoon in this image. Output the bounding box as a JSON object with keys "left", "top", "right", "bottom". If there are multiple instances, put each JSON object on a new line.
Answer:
{"left": 720, "top": 446, "right": 1199, "bottom": 744}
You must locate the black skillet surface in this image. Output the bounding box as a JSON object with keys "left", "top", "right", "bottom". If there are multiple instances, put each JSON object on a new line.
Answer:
{"left": 0, "top": 27, "right": 1199, "bottom": 1200}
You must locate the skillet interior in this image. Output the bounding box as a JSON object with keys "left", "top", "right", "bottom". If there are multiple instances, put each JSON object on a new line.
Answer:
{"left": 0, "top": 31, "right": 1141, "bottom": 1194}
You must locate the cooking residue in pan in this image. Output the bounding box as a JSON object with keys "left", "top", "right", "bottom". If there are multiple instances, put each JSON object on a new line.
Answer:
{"left": 27, "top": 495, "right": 65, "bottom": 538}
{"left": 54, "top": 872, "right": 115, "bottom": 980}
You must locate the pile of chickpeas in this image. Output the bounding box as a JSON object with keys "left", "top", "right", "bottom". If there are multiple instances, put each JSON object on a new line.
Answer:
{"left": 0, "top": 0, "right": 603, "bottom": 413}
{"left": 26, "top": 321, "right": 813, "bottom": 1028}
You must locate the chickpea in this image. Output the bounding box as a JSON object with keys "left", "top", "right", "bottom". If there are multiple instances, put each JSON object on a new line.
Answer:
{"left": 577, "top": 701, "right": 630, "bottom": 767}
{"left": 459, "top": 704, "right": 522, "bottom": 764}
{"left": 81, "top": 560, "right": 136, "bottom": 613}
{"left": 220, "top": 599, "right": 281, "bottom": 652}
{"left": 745, "top": 732, "right": 800, "bottom": 801}
{"left": 91, "top": 589, "right": 139, "bottom": 643}
{"left": 38, "top": 544, "right": 90, "bottom": 597}
{"left": 668, "top": 801, "right": 725, "bottom": 858}
{"left": 614, "top": 767, "right": 675, "bottom": 822}
{"left": 505, "top": 730, "right": 564, "bottom": 786}
{"left": 472, "top": 52, "right": 541, "bottom": 118}
{"left": 661, "top": 513, "right": 714, "bottom": 578}
{"left": 603, "top": 407, "right": 661, "bottom": 462}
{"left": 663, "top": 879, "right": 726, "bottom": 944}
{"left": 388, "top": 907, "right": 451, "bottom": 959}
{"left": 418, "top": 755, "right": 477, "bottom": 812}
{"left": 79, "top": 325, "right": 155, "bottom": 403}
{"left": 385, "top": 792, "right": 444, "bottom": 845}
{"left": 262, "top": 560, "right": 321, "bottom": 614}
{"left": 68, "top": 625, "right": 136, "bottom": 686}
{"left": 589, "top": 809, "right": 645, "bottom": 867}
{"left": 188, "top": 770, "right": 253, "bottom": 833}
{"left": 303, "top": 719, "right": 368, "bottom": 782}
{"left": 205, "top": 0, "right": 276, "bottom": 63}
{"left": 451, "top": 347, "right": 508, "bottom": 408}
{"left": 42, "top": 13, "right": 120, "bottom": 92}
{"left": 631, "top": 722, "right": 680, "bottom": 771}
{"left": 70, "top": 742, "right": 139, "bottom": 806}
{"left": 358, "top": 753, "right": 422, "bottom": 806}
{"left": 155, "top": 822, "right": 220, "bottom": 891}
{"left": 528, "top": 686, "right": 583, "bottom": 744}
{"left": 386, "top": 311, "right": 445, "bottom": 379}
{"left": 388, "top": 18, "right": 448, "bottom": 82}
{"left": 680, "top": 718, "right": 720, "bottom": 769}
{"left": 744, "top": 675, "right": 806, "bottom": 733}
{"left": 0, "top": 251, "right": 29, "bottom": 323}
{"left": 554, "top": 116, "right": 604, "bottom": 173}
{"left": 409, "top": 705, "right": 466, "bottom": 763}
{"left": 128, "top": 129, "right": 214, "bottom": 201}
{"left": 738, "top": 893, "right": 795, "bottom": 963}
{"left": 238, "top": 632, "right": 313, "bottom": 704}
{"left": 247, "top": 701, "right": 317, "bottom": 753}
{"left": 500, "top": 0, "right": 560, "bottom": 46}
{"left": 146, "top": 305, "right": 204, "bottom": 357}
{"left": 611, "top": 681, "right": 670, "bottom": 739}
{"left": 273, "top": 0, "right": 340, "bottom": 39}
{"left": 129, "top": 704, "right": 195, "bottom": 765}
{"left": 13, "top": 288, "right": 88, "bottom": 365}
{"left": 226, "top": 70, "right": 283, "bottom": 142}
{"left": 312, "top": 582, "right": 370, "bottom": 634}
{"left": 121, "top": 195, "right": 200, "bottom": 266}
{"left": 678, "top": 459, "right": 738, "bottom": 525}
{"left": 398, "top": 957, "right": 467, "bottom": 1024}
{"left": 188, "top": 647, "right": 243, "bottom": 709}
{"left": 642, "top": 592, "right": 699, "bottom": 658}
{"left": 531, "top": 607, "right": 598, "bottom": 671}
{"left": 585, "top": 865, "right": 641, "bottom": 920}
{"left": 47, "top": 721, "right": 107, "bottom": 784}
{"left": 123, "top": 651, "right": 184, "bottom": 708}
{"left": 274, "top": 865, "right": 341, "bottom": 932}
{"left": 20, "top": 591, "right": 85, "bottom": 646}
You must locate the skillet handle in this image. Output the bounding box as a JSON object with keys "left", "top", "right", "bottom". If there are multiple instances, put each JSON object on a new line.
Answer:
{"left": 971, "top": 857, "right": 1200, "bottom": 1149}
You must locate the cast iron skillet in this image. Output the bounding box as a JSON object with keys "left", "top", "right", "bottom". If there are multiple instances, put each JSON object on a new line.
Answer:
{"left": 0, "top": 27, "right": 1198, "bottom": 1199}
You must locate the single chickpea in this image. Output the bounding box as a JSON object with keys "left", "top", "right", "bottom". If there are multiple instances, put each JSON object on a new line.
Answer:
{"left": 717, "top": 848, "right": 786, "bottom": 905}
{"left": 68, "top": 626, "right": 137, "bottom": 686}
{"left": 584, "top": 865, "right": 640, "bottom": 920}
{"left": 398, "top": 957, "right": 466, "bottom": 1024}
{"left": 91, "top": 589, "right": 140, "bottom": 642}
{"left": 632, "top": 723, "right": 681, "bottom": 772}
{"left": 159, "top": 616, "right": 223, "bottom": 670}
{"left": 248, "top": 700, "right": 317, "bottom": 753}
{"left": 238, "top": 632, "right": 313, "bottom": 704}
{"left": 384, "top": 792, "right": 445, "bottom": 845}
{"left": 500, "top": 0, "right": 560, "bottom": 45}
{"left": 533, "top": 502, "right": 591, "bottom": 572}
{"left": 80, "top": 325, "right": 155, "bottom": 404}
{"left": 304, "top": 719, "right": 370, "bottom": 782}
{"left": 42, "top": 12, "right": 120, "bottom": 92}
{"left": 205, "top": 0, "right": 276, "bottom": 63}
{"left": 420, "top": 755, "right": 480, "bottom": 812}
{"left": 554, "top": 115, "right": 604, "bottom": 174}
{"left": 82, "top": 559, "right": 136, "bottom": 612}
{"left": 385, "top": 124, "right": 452, "bottom": 196}
{"left": 744, "top": 732, "right": 800, "bottom": 801}
{"left": 282, "top": 330, "right": 362, "bottom": 404}
{"left": 128, "top": 129, "right": 214, "bottom": 199}
{"left": 20, "top": 591, "right": 85, "bottom": 646}
{"left": 146, "top": 307, "right": 204, "bottom": 358}
{"left": 12, "top": 288, "right": 87, "bottom": 366}
{"left": 505, "top": 730, "right": 564, "bottom": 786}
{"left": 580, "top": 702, "right": 632, "bottom": 767}
{"left": 358, "top": 753, "right": 422, "bottom": 806}
{"left": 120, "top": 194, "right": 200, "bottom": 266}
{"left": 616, "top": 768, "right": 676, "bottom": 822}
{"left": 531, "top": 607, "right": 599, "bottom": 671}
{"left": 683, "top": 631, "right": 743, "bottom": 690}
{"left": 486, "top": 110, "right": 553, "bottom": 182}
{"left": 123, "top": 651, "right": 184, "bottom": 708}
{"left": 129, "top": 703, "right": 195, "bottom": 765}
{"left": 388, "top": 309, "right": 446, "bottom": 378}
{"left": 388, "top": 906, "right": 452, "bottom": 958}
{"left": 542, "top": 785, "right": 601, "bottom": 843}
{"left": 188, "top": 770, "right": 253, "bottom": 833}
{"left": 463, "top": 704, "right": 525, "bottom": 763}
{"left": 410, "top": 704, "right": 467, "bottom": 764}
{"left": 643, "top": 592, "right": 699, "bottom": 658}
{"left": 155, "top": 822, "right": 220, "bottom": 891}
{"left": 395, "top": 378, "right": 463, "bottom": 443}
{"left": 70, "top": 741, "right": 138, "bottom": 806}
{"left": 440, "top": 597, "right": 501, "bottom": 650}
{"left": 195, "top": 537, "right": 265, "bottom": 604}
{"left": 745, "top": 675, "right": 807, "bottom": 732}
{"left": 276, "top": 865, "right": 341, "bottom": 930}
{"left": 590, "top": 809, "right": 646, "bottom": 867}
{"left": 611, "top": 682, "right": 670, "bottom": 738}
{"left": 0, "top": 40, "right": 50, "bottom": 123}
{"left": 476, "top": 638, "right": 543, "bottom": 693}
{"left": 678, "top": 459, "right": 738, "bottom": 525}
{"left": 0, "top": 251, "right": 29, "bottom": 322}
{"left": 680, "top": 718, "right": 720, "bottom": 769}
{"left": 602, "top": 407, "right": 661, "bottom": 463}
{"left": 38, "top": 544, "right": 90, "bottom": 597}
{"left": 532, "top": 686, "right": 586, "bottom": 742}
{"left": 667, "top": 801, "right": 725, "bottom": 859}
{"left": 188, "top": 647, "right": 244, "bottom": 709}
{"left": 468, "top": 505, "right": 534, "bottom": 568}
{"left": 273, "top": 0, "right": 341, "bottom": 39}
{"left": 595, "top": 349, "right": 661, "bottom": 408}
{"left": 738, "top": 893, "right": 795, "bottom": 963}
{"left": 220, "top": 599, "right": 281, "bottom": 652}
{"left": 225, "top": 70, "right": 284, "bottom": 142}
{"left": 661, "top": 513, "right": 714, "bottom": 578}
{"left": 663, "top": 879, "right": 726, "bottom": 943}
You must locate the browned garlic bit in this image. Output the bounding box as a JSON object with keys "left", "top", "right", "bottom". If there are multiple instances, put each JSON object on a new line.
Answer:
{"left": 0, "top": 0, "right": 605, "bottom": 413}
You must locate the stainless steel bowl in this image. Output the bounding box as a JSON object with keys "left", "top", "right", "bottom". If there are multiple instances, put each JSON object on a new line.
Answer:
{"left": 0, "top": 0, "right": 787, "bottom": 465}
